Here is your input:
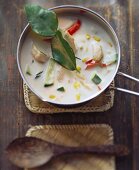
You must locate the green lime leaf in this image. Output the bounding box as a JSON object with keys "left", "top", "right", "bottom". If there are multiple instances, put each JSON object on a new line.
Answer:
{"left": 25, "top": 4, "right": 58, "bottom": 37}
{"left": 51, "top": 30, "right": 76, "bottom": 71}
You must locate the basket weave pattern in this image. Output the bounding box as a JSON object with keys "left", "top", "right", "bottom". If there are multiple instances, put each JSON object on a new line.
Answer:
{"left": 23, "top": 81, "right": 114, "bottom": 114}
{"left": 25, "top": 124, "right": 115, "bottom": 170}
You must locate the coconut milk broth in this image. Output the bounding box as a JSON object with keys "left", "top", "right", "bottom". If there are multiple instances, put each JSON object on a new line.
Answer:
{"left": 21, "top": 13, "right": 117, "bottom": 104}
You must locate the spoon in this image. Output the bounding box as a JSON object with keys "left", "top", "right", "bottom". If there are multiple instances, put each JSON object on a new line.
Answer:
{"left": 6, "top": 137, "right": 129, "bottom": 168}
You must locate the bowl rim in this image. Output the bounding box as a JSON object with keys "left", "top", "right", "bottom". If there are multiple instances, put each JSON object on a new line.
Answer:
{"left": 17, "top": 5, "right": 120, "bottom": 106}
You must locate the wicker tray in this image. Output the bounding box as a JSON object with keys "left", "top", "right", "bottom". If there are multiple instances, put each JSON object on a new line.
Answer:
{"left": 25, "top": 124, "right": 115, "bottom": 170}
{"left": 23, "top": 81, "right": 114, "bottom": 114}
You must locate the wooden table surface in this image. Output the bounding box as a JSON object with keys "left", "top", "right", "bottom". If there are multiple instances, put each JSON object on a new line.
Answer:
{"left": 0, "top": 0, "right": 139, "bottom": 169}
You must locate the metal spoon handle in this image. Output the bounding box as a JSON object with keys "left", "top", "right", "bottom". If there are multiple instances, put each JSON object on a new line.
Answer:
{"left": 112, "top": 72, "right": 139, "bottom": 96}
{"left": 117, "top": 72, "right": 139, "bottom": 82}
{"left": 53, "top": 144, "right": 129, "bottom": 157}
{"left": 112, "top": 87, "right": 139, "bottom": 96}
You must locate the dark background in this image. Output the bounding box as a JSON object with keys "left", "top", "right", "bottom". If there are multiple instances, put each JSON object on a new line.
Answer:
{"left": 0, "top": 0, "right": 139, "bottom": 169}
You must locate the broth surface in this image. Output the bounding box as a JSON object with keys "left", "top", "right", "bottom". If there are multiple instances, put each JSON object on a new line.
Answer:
{"left": 21, "top": 13, "right": 117, "bottom": 104}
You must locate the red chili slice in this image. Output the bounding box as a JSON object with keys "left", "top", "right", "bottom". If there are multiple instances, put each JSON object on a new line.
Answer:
{"left": 85, "top": 59, "right": 94, "bottom": 64}
{"left": 99, "top": 63, "right": 107, "bottom": 67}
{"left": 85, "top": 59, "right": 107, "bottom": 69}
{"left": 85, "top": 61, "right": 98, "bottom": 69}
{"left": 67, "top": 20, "right": 81, "bottom": 35}
{"left": 43, "top": 38, "right": 51, "bottom": 43}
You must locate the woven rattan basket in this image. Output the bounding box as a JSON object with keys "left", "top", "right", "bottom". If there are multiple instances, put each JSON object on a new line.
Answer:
{"left": 23, "top": 81, "right": 114, "bottom": 114}
{"left": 25, "top": 124, "right": 115, "bottom": 170}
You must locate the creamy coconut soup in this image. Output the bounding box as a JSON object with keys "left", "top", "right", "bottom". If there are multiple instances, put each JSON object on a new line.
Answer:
{"left": 20, "top": 7, "right": 117, "bottom": 104}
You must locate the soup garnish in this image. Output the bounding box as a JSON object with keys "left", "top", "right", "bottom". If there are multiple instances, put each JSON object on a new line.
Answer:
{"left": 67, "top": 19, "right": 81, "bottom": 35}
{"left": 25, "top": 4, "right": 77, "bottom": 71}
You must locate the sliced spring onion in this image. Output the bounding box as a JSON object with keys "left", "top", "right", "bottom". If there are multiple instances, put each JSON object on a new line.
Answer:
{"left": 44, "top": 58, "right": 56, "bottom": 87}
{"left": 25, "top": 64, "right": 32, "bottom": 75}
{"left": 35, "top": 71, "right": 43, "bottom": 79}
{"left": 91, "top": 73, "right": 102, "bottom": 85}
{"left": 57, "top": 87, "right": 65, "bottom": 92}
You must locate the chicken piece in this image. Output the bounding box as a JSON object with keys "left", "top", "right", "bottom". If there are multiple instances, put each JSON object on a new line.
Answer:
{"left": 92, "top": 43, "right": 103, "bottom": 62}
{"left": 31, "top": 44, "right": 47, "bottom": 63}
{"left": 63, "top": 31, "right": 77, "bottom": 53}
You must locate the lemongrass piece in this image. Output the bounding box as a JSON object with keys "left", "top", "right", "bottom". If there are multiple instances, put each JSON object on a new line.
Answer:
{"left": 80, "top": 80, "right": 92, "bottom": 90}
